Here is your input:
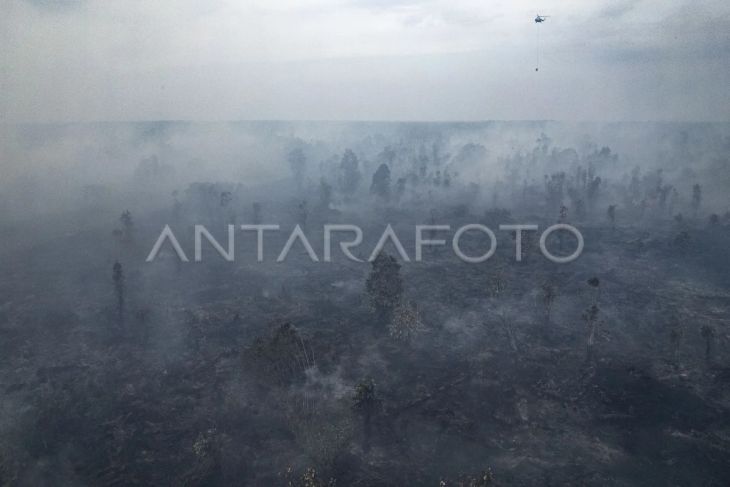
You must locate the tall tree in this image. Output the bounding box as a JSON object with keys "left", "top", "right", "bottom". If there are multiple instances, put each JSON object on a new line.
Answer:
{"left": 700, "top": 325, "right": 715, "bottom": 364}
{"left": 541, "top": 282, "right": 556, "bottom": 324}
{"left": 370, "top": 163, "right": 391, "bottom": 200}
{"left": 297, "top": 200, "right": 308, "bottom": 229}
{"left": 352, "top": 378, "right": 380, "bottom": 453}
{"left": 318, "top": 178, "right": 333, "bottom": 210}
{"left": 288, "top": 147, "right": 307, "bottom": 191}
{"left": 252, "top": 202, "right": 262, "bottom": 224}
{"left": 339, "top": 149, "right": 361, "bottom": 197}
{"left": 120, "top": 210, "right": 133, "bottom": 242}
{"left": 112, "top": 261, "right": 125, "bottom": 325}
{"left": 692, "top": 183, "right": 702, "bottom": 218}
{"left": 365, "top": 253, "right": 403, "bottom": 325}
{"left": 607, "top": 204, "right": 616, "bottom": 230}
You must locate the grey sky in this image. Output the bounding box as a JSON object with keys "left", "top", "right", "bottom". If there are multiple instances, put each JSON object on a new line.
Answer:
{"left": 1, "top": 0, "right": 728, "bottom": 122}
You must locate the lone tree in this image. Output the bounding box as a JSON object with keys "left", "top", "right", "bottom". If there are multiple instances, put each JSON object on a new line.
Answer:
{"left": 288, "top": 147, "right": 307, "bottom": 191}
{"left": 587, "top": 176, "right": 601, "bottom": 212}
{"left": 708, "top": 213, "right": 720, "bottom": 227}
{"left": 541, "top": 282, "right": 557, "bottom": 324}
{"left": 692, "top": 183, "right": 702, "bottom": 218}
{"left": 700, "top": 324, "right": 715, "bottom": 364}
{"left": 366, "top": 253, "right": 403, "bottom": 325}
{"left": 318, "top": 178, "right": 333, "bottom": 211}
{"left": 607, "top": 204, "right": 616, "bottom": 230}
{"left": 487, "top": 266, "right": 508, "bottom": 298}
{"left": 559, "top": 205, "right": 568, "bottom": 222}
{"left": 339, "top": 149, "right": 361, "bottom": 197}
{"left": 583, "top": 304, "right": 600, "bottom": 364}
{"left": 220, "top": 191, "right": 235, "bottom": 224}
{"left": 370, "top": 163, "right": 391, "bottom": 200}
{"left": 252, "top": 202, "right": 261, "bottom": 224}
{"left": 672, "top": 230, "right": 691, "bottom": 254}
{"left": 120, "top": 210, "right": 133, "bottom": 241}
{"left": 219, "top": 191, "right": 232, "bottom": 208}
{"left": 394, "top": 177, "right": 407, "bottom": 201}
{"left": 669, "top": 319, "right": 683, "bottom": 364}
{"left": 352, "top": 378, "right": 381, "bottom": 453}
{"left": 557, "top": 205, "right": 569, "bottom": 251}
{"left": 112, "top": 261, "right": 125, "bottom": 324}
{"left": 172, "top": 190, "right": 182, "bottom": 223}
{"left": 587, "top": 276, "right": 601, "bottom": 304}
{"left": 297, "top": 200, "right": 308, "bottom": 228}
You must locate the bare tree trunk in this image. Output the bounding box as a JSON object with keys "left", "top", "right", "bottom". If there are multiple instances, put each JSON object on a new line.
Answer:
{"left": 586, "top": 322, "right": 596, "bottom": 363}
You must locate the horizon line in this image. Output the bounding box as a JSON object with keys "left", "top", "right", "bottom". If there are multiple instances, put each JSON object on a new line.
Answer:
{"left": 3, "top": 119, "right": 730, "bottom": 126}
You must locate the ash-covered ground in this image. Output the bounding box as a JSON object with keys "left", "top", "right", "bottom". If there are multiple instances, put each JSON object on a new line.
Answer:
{"left": 1, "top": 121, "right": 730, "bottom": 486}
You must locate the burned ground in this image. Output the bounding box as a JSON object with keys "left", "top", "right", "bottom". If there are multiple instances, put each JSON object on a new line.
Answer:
{"left": 1, "top": 121, "right": 729, "bottom": 486}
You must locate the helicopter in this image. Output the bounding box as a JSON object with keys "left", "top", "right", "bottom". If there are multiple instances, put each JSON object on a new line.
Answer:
{"left": 534, "top": 15, "right": 550, "bottom": 71}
